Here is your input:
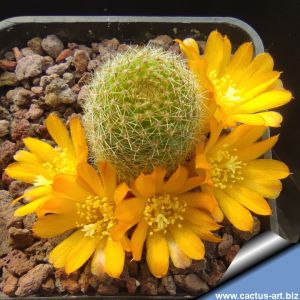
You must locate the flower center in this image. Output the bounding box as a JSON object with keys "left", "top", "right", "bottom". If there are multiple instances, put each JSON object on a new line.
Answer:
{"left": 76, "top": 195, "right": 117, "bottom": 238}
{"left": 35, "top": 148, "right": 76, "bottom": 187}
{"left": 144, "top": 194, "right": 187, "bottom": 235}
{"left": 209, "top": 149, "right": 245, "bottom": 189}
{"left": 209, "top": 71, "right": 241, "bottom": 109}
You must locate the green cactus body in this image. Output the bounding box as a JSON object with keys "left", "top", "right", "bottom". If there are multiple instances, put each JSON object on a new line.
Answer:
{"left": 83, "top": 46, "right": 207, "bottom": 182}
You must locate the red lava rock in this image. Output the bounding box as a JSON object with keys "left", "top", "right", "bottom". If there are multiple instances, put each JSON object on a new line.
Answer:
{"left": 24, "top": 240, "right": 50, "bottom": 263}
{"left": 127, "top": 260, "right": 139, "bottom": 277}
{"left": 233, "top": 216, "right": 261, "bottom": 241}
{"left": 0, "top": 140, "right": 16, "bottom": 170}
{"left": 78, "top": 272, "right": 90, "bottom": 293}
{"left": 23, "top": 214, "right": 37, "bottom": 230}
{"left": 78, "top": 72, "right": 92, "bottom": 87}
{"left": 0, "top": 190, "right": 12, "bottom": 207}
{"left": 0, "top": 106, "right": 10, "bottom": 119}
{"left": 21, "top": 47, "right": 36, "bottom": 57}
{"left": 224, "top": 245, "right": 240, "bottom": 266}
{"left": 140, "top": 278, "right": 158, "bottom": 296}
{"left": 218, "top": 233, "right": 234, "bottom": 256}
{"left": 15, "top": 55, "right": 47, "bottom": 80}
{"left": 39, "top": 74, "right": 59, "bottom": 88}
{"left": 97, "top": 283, "right": 119, "bottom": 295}
{"left": 0, "top": 120, "right": 9, "bottom": 137}
{"left": 45, "top": 78, "right": 76, "bottom": 106}
{"left": 175, "top": 273, "right": 209, "bottom": 295}
{"left": 9, "top": 180, "right": 30, "bottom": 198}
{"left": 8, "top": 227, "right": 35, "bottom": 249}
{"left": 77, "top": 85, "right": 89, "bottom": 107}
{"left": 25, "top": 104, "right": 44, "bottom": 120}
{"left": 0, "top": 59, "right": 17, "bottom": 71}
{"left": 205, "top": 260, "right": 226, "bottom": 287}
{"left": 31, "top": 86, "right": 43, "bottom": 95}
{"left": 10, "top": 119, "right": 33, "bottom": 141}
{"left": 0, "top": 71, "right": 18, "bottom": 87}
{"left": 74, "top": 49, "right": 90, "bottom": 73}
{"left": 12, "top": 47, "right": 23, "bottom": 61}
{"left": 102, "top": 38, "right": 120, "bottom": 51}
{"left": 126, "top": 277, "right": 139, "bottom": 294}
{"left": 149, "top": 35, "right": 173, "bottom": 50}
{"left": 2, "top": 249, "right": 36, "bottom": 276}
{"left": 41, "top": 278, "right": 55, "bottom": 295}
{"left": 1, "top": 171, "right": 14, "bottom": 187}
{"left": 41, "top": 35, "right": 64, "bottom": 59}
{"left": 1, "top": 272, "right": 18, "bottom": 296}
{"left": 15, "top": 264, "right": 53, "bottom": 296}
{"left": 61, "top": 278, "right": 80, "bottom": 294}
{"left": 161, "top": 275, "right": 176, "bottom": 296}
{"left": 188, "top": 260, "right": 207, "bottom": 274}
{"left": 87, "top": 59, "right": 101, "bottom": 71}
{"left": 168, "top": 43, "right": 181, "bottom": 54}
{"left": 117, "top": 43, "right": 130, "bottom": 52}
{"left": 27, "top": 37, "right": 44, "bottom": 55}
{"left": 56, "top": 49, "right": 73, "bottom": 63}
{"left": 46, "top": 62, "right": 70, "bottom": 76}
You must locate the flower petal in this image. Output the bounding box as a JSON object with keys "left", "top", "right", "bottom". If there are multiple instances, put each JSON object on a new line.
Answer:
{"left": 132, "top": 173, "right": 156, "bottom": 198}
{"left": 49, "top": 230, "right": 83, "bottom": 268}
{"left": 114, "top": 182, "right": 130, "bottom": 205}
{"left": 233, "top": 112, "right": 283, "bottom": 127}
{"left": 38, "top": 197, "right": 76, "bottom": 215}
{"left": 14, "top": 195, "right": 52, "bottom": 217}
{"left": 104, "top": 238, "right": 125, "bottom": 278}
{"left": 23, "top": 137, "right": 57, "bottom": 162}
{"left": 5, "top": 162, "right": 50, "bottom": 183}
{"left": 110, "top": 218, "right": 140, "bottom": 241}
{"left": 214, "top": 188, "right": 253, "bottom": 231}
{"left": 52, "top": 174, "right": 90, "bottom": 202}
{"left": 131, "top": 219, "right": 149, "bottom": 261}
{"left": 240, "top": 179, "right": 282, "bottom": 199}
{"left": 169, "top": 225, "right": 205, "bottom": 260}
{"left": 235, "top": 135, "right": 279, "bottom": 162}
{"left": 176, "top": 176, "right": 205, "bottom": 194}
{"left": 97, "top": 161, "right": 117, "bottom": 200}
{"left": 146, "top": 233, "right": 169, "bottom": 278}
{"left": 33, "top": 214, "right": 77, "bottom": 238}
{"left": 70, "top": 116, "right": 88, "bottom": 162}
{"left": 227, "top": 185, "right": 271, "bottom": 215}
{"left": 91, "top": 239, "right": 106, "bottom": 278}
{"left": 243, "top": 159, "right": 289, "bottom": 180}
{"left": 14, "top": 150, "right": 41, "bottom": 164}
{"left": 77, "top": 162, "right": 104, "bottom": 196}
{"left": 45, "top": 113, "right": 75, "bottom": 157}
{"left": 115, "top": 197, "right": 146, "bottom": 222}
{"left": 185, "top": 222, "right": 222, "bottom": 243}
{"left": 65, "top": 235, "right": 96, "bottom": 274}
{"left": 149, "top": 166, "right": 167, "bottom": 194}
{"left": 238, "top": 90, "right": 292, "bottom": 114}
{"left": 183, "top": 207, "right": 222, "bottom": 231}
{"left": 166, "top": 235, "right": 192, "bottom": 269}
{"left": 163, "top": 165, "right": 188, "bottom": 194}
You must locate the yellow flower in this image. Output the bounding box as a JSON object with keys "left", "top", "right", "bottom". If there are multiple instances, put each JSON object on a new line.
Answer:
{"left": 195, "top": 119, "right": 289, "bottom": 231}
{"left": 111, "top": 166, "right": 222, "bottom": 278}
{"left": 176, "top": 31, "right": 292, "bottom": 127}
{"left": 5, "top": 114, "right": 88, "bottom": 216}
{"left": 32, "top": 161, "right": 131, "bottom": 278}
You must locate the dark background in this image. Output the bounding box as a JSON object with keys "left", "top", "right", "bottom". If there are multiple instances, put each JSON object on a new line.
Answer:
{"left": 0, "top": 0, "right": 299, "bottom": 239}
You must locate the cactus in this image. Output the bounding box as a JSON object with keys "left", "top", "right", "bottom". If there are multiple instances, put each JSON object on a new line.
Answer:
{"left": 83, "top": 46, "right": 207, "bottom": 182}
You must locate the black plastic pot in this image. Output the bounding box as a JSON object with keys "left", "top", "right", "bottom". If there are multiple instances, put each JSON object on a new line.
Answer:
{"left": 0, "top": 16, "right": 294, "bottom": 299}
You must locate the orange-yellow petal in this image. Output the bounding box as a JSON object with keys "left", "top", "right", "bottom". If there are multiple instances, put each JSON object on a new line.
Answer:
{"left": 146, "top": 233, "right": 169, "bottom": 278}
{"left": 91, "top": 239, "right": 106, "bottom": 278}
{"left": 235, "top": 134, "right": 279, "bottom": 162}
{"left": 70, "top": 116, "right": 88, "bottom": 162}
{"left": 243, "top": 159, "right": 289, "bottom": 180}
{"left": 114, "top": 197, "right": 146, "bottom": 222}
{"left": 163, "top": 165, "right": 188, "bottom": 194}
{"left": 23, "top": 137, "right": 57, "bottom": 162}
{"left": 49, "top": 230, "right": 83, "bottom": 268}
{"left": 14, "top": 150, "right": 41, "bottom": 164}
{"left": 114, "top": 182, "right": 130, "bottom": 205}
{"left": 131, "top": 218, "right": 149, "bottom": 261}
{"left": 104, "top": 238, "right": 125, "bottom": 278}
{"left": 214, "top": 188, "right": 253, "bottom": 231}
{"left": 166, "top": 235, "right": 192, "bottom": 269}
{"left": 45, "top": 113, "right": 75, "bottom": 157}
{"left": 97, "top": 161, "right": 117, "bottom": 200}
{"left": 65, "top": 234, "right": 96, "bottom": 274}
{"left": 132, "top": 173, "right": 156, "bottom": 198}
{"left": 33, "top": 214, "right": 77, "bottom": 238}
{"left": 227, "top": 185, "right": 271, "bottom": 215}
{"left": 169, "top": 225, "right": 205, "bottom": 260}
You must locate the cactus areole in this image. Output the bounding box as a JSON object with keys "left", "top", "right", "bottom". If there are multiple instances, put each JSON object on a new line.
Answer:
{"left": 83, "top": 46, "right": 208, "bottom": 181}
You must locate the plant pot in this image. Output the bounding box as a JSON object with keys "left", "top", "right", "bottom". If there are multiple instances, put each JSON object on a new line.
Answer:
{"left": 0, "top": 16, "right": 292, "bottom": 299}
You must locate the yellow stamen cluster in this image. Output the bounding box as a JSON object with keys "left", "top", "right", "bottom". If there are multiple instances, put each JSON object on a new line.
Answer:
{"left": 42, "top": 148, "right": 76, "bottom": 177}
{"left": 76, "top": 195, "right": 116, "bottom": 238}
{"left": 209, "top": 149, "right": 245, "bottom": 189}
{"left": 209, "top": 71, "right": 241, "bottom": 109}
{"left": 144, "top": 194, "right": 187, "bottom": 235}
